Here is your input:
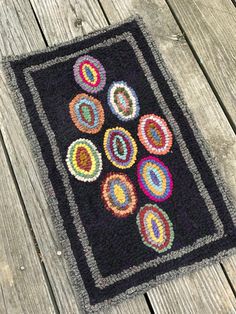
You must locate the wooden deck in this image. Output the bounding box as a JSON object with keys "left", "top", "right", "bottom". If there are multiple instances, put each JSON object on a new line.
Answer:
{"left": 0, "top": 0, "right": 236, "bottom": 313}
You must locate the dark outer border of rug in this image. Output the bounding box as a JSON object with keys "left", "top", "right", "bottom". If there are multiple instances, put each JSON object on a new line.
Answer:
{"left": 2, "top": 15, "right": 236, "bottom": 314}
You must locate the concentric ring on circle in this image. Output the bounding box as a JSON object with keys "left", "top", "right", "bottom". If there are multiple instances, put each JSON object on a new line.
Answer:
{"left": 107, "top": 81, "right": 140, "bottom": 121}
{"left": 73, "top": 55, "right": 106, "bottom": 93}
{"left": 101, "top": 172, "right": 137, "bottom": 218}
{"left": 138, "top": 114, "right": 173, "bottom": 155}
{"left": 66, "top": 139, "right": 102, "bottom": 182}
{"left": 103, "top": 127, "right": 137, "bottom": 169}
{"left": 137, "top": 156, "right": 173, "bottom": 202}
{"left": 137, "top": 204, "right": 174, "bottom": 253}
{"left": 69, "top": 93, "right": 104, "bottom": 134}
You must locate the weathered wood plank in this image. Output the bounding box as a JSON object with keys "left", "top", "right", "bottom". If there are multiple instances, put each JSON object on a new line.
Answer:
{"left": 148, "top": 266, "right": 236, "bottom": 314}
{"left": 0, "top": 138, "right": 56, "bottom": 314}
{"left": 166, "top": 0, "right": 236, "bottom": 127}
{"left": 222, "top": 256, "right": 236, "bottom": 293}
{"left": 99, "top": 0, "right": 236, "bottom": 312}
{"left": 0, "top": 0, "right": 83, "bottom": 313}
{"left": 109, "top": 296, "right": 151, "bottom": 314}
{"left": 30, "top": 0, "right": 108, "bottom": 44}
{"left": 0, "top": 0, "right": 150, "bottom": 312}
{"left": 0, "top": 0, "right": 45, "bottom": 55}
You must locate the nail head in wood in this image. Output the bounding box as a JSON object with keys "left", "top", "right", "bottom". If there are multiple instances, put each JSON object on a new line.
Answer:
{"left": 74, "top": 18, "right": 83, "bottom": 28}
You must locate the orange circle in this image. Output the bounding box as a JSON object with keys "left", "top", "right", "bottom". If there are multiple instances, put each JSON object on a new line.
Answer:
{"left": 69, "top": 93, "right": 104, "bottom": 134}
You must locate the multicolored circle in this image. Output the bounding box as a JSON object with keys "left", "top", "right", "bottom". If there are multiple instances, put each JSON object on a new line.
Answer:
{"left": 107, "top": 81, "right": 140, "bottom": 121}
{"left": 101, "top": 173, "right": 137, "bottom": 218}
{"left": 137, "top": 204, "right": 174, "bottom": 253}
{"left": 73, "top": 55, "right": 106, "bottom": 93}
{"left": 103, "top": 127, "right": 137, "bottom": 169}
{"left": 66, "top": 139, "right": 102, "bottom": 182}
{"left": 138, "top": 114, "right": 173, "bottom": 155}
{"left": 69, "top": 93, "right": 104, "bottom": 134}
{"left": 137, "top": 156, "right": 173, "bottom": 202}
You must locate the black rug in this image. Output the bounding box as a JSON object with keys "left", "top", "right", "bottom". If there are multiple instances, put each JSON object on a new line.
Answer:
{"left": 3, "top": 15, "right": 236, "bottom": 313}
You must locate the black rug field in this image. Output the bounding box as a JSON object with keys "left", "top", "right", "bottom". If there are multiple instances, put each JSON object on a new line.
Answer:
{"left": 3, "top": 15, "right": 236, "bottom": 313}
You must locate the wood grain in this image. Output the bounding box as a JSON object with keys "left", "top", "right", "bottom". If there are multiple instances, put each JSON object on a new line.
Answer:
{"left": 100, "top": 0, "right": 236, "bottom": 312}
{"left": 166, "top": 0, "right": 236, "bottom": 127}
{"left": 222, "top": 255, "right": 236, "bottom": 294}
{"left": 0, "top": 138, "right": 56, "bottom": 314}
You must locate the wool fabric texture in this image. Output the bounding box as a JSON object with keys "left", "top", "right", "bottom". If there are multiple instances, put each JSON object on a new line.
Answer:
{"left": 3, "top": 15, "right": 236, "bottom": 314}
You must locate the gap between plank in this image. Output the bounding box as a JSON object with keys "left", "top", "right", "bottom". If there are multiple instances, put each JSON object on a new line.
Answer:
{"left": 230, "top": 0, "right": 236, "bottom": 7}
{"left": 97, "top": 0, "right": 111, "bottom": 25}
{"left": 220, "top": 263, "right": 236, "bottom": 299}
{"left": 144, "top": 293, "right": 155, "bottom": 314}
{"left": 165, "top": 0, "right": 236, "bottom": 134}
{"left": 28, "top": 0, "right": 49, "bottom": 46}
{"left": 0, "top": 130, "right": 60, "bottom": 314}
